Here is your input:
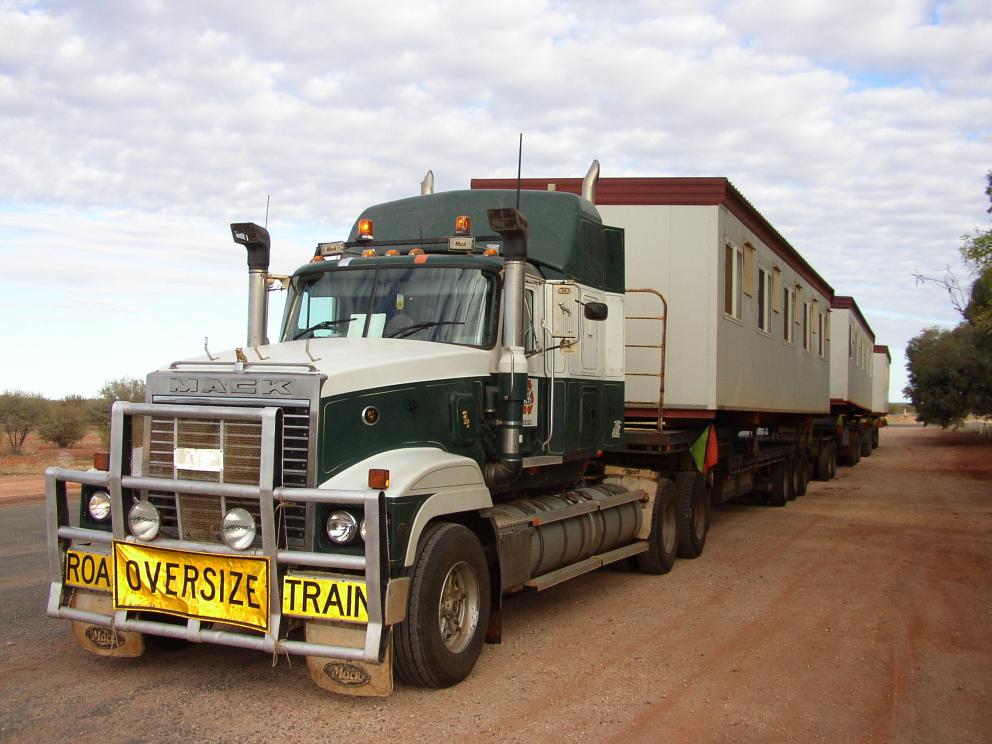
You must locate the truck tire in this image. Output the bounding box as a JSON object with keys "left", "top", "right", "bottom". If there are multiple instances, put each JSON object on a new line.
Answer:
{"left": 394, "top": 523, "right": 491, "bottom": 688}
{"left": 798, "top": 454, "right": 810, "bottom": 494}
{"left": 860, "top": 432, "right": 872, "bottom": 457}
{"left": 828, "top": 442, "right": 838, "bottom": 479}
{"left": 675, "top": 471, "right": 708, "bottom": 559}
{"left": 872, "top": 427, "right": 880, "bottom": 449}
{"left": 637, "top": 478, "right": 678, "bottom": 575}
{"left": 785, "top": 457, "right": 797, "bottom": 501}
{"left": 768, "top": 461, "right": 787, "bottom": 507}
{"left": 814, "top": 444, "right": 830, "bottom": 481}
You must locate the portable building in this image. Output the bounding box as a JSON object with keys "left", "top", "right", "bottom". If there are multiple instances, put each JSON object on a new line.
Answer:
{"left": 829, "top": 296, "right": 875, "bottom": 414}
{"left": 471, "top": 177, "right": 834, "bottom": 423}
{"left": 872, "top": 344, "right": 891, "bottom": 416}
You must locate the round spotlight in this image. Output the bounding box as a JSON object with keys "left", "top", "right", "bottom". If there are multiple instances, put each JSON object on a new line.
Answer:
{"left": 87, "top": 491, "right": 112, "bottom": 522}
{"left": 128, "top": 501, "right": 160, "bottom": 541}
{"left": 326, "top": 511, "right": 358, "bottom": 544}
{"left": 222, "top": 508, "right": 256, "bottom": 550}
{"left": 359, "top": 519, "right": 367, "bottom": 542}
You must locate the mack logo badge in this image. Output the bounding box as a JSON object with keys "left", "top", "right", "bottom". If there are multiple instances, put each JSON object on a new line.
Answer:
{"left": 324, "top": 661, "right": 371, "bottom": 687}
{"left": 168, "top": 378, "right": 294, "bottom": 395}
{"left": 84, "top": 626, "right": 124, "bottom": 650}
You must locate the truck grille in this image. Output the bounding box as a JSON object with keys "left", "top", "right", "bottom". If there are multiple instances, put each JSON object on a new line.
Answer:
{"left": 144, "top": 404, "right": 310, "bottom": 548}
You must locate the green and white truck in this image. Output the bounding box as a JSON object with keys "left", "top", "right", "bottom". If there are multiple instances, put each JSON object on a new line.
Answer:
{"left": 47, "top": 163, "right": 853, "bottom": 696}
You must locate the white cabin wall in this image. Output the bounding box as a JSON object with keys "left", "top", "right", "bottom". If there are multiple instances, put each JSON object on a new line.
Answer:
{"left": 830, "top": 307, "right": 874, "bottom": 411}
{"left": 598, "top": 204, "right": 716, "bottom": 410}
{"left": 715, "top": 207, "right": 830, "bottom": 413}
{"left": 872, "top": 351, "right": 890, "bottom": 415}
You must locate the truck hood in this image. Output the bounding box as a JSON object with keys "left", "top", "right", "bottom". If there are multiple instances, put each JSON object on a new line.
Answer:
{"left": 158, "top": 338, "right": 495, "bottom": 398}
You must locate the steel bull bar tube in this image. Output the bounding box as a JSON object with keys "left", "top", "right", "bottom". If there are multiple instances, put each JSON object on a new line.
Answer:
{"left": 45, "top": 401, "right": 389, "bottom": 664}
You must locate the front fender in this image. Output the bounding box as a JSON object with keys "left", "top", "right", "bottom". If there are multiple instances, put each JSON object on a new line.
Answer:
{"left": 319, "top": 448, "right": 492, "bottom": 567}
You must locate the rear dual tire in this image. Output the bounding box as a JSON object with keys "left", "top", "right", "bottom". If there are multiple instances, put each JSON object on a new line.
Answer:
{"left": 638, "top": 478, "right": 678, "bottom": 575}
{"left": 676, "top": 471, "right": 709, "bottom": 559}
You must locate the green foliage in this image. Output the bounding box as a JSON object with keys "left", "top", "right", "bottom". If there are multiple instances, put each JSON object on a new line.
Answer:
{"left": 960, "top": 171, "right": 992, "bottom": 273}
{"left": 0, "top": 390, "right": 47, "bottom": 453}
{"left": 93, "top": 377, "right": 146, "bottom": 445}
{"left": 904, "top": 325, "right": 992, "bottom": 427}
{"left": 39, "top": 397, "right": 89, "bottom": 448}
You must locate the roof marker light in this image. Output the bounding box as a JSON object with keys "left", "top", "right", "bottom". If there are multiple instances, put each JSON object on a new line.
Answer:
{"left": 409, "top": 248, "right": 425, "bottom": 256}
{"left": 483, "top": 247, "right": 499, "bottom": 256}
{"left": 454, "top": 215, "right": 472, "bottom": 236}
{"left": 361, "top": 248, "right": 376, "bottom": 257}
{"left": 358, "top": 219, "right": 374, "bottom": 240}
{"left": 385, "top": 249, "right": 400, "bottom": 256}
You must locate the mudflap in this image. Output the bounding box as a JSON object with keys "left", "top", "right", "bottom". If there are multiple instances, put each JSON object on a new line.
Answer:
{"left": 306, "top": 622, "right": 393, "bottom": 697}
{"left": 69, "top": 591, "right": 145, "bottom": 657}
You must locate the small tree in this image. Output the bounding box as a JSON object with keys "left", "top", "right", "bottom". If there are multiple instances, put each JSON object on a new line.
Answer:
{"left": 93, "top": 377, "right": 147, "bottom": 445}
{"left": 0, "top": 391, "right": 47, "bottom": 454}
{"left": 39, "top": 396, "right": 89, "bottom": 448}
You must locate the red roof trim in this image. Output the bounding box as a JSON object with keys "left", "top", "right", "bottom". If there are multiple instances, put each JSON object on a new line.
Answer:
{"left": 873, "top": 344, "right": 891, "bottom": 362}
{"left": 832, "top": 296, "right": 875, "bottom": 340}
{"left": 470, "top": 176, "right": 834, "bottom": 300}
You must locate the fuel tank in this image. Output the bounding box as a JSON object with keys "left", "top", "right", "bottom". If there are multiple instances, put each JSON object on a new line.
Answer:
{"left": 490, "top": 483, "right": 643, "bottom": 588}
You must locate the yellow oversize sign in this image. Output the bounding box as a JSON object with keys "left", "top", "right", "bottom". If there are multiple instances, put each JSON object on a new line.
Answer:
{"left": 282, "top": 574, "right": 369, "bottom": 623}
{"left": 65, "top": 549, "right": 113, "bottom": 592}
{"left": 113, "top": 541, "right": 270, "bottom": 632}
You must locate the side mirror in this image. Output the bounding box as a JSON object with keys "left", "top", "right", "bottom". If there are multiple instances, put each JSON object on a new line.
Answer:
{"left": 583, "top": 301, "right": 608, "bottom": 321}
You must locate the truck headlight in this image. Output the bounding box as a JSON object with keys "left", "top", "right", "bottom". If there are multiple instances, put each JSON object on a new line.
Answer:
{"left": 87, "top": 491, "right": 112, "bottom": 521}
{"left": 326, "top": 511, "right": 358, "bottom": 544}
{"left": 128, "top": 501, "right": 160, "bottom": 541}
{"left": 222, "top": 508, "right": 256, "bottom": 550}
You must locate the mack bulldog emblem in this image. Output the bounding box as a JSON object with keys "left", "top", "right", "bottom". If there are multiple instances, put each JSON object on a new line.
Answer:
{"left": 168, "top": 377, "right": 294, "bottom": 395}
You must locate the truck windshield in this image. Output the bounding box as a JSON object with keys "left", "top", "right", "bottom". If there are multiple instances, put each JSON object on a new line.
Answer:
{"left": 281, "top": 266, "right": 498, "bottom": 348}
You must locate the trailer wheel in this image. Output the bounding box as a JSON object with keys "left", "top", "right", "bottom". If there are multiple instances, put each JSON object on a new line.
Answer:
{"left": 860, "top": 432, "right": 872, "bottom": 457}
{"left": 675, "top": 471, "right": 708, "bottom": 559}
{"left": 768, "top": 461, "right": 787, "bottom": 507}
{"left": 785, "top": 457, "right": 797, "bottom": 501}
{"left": 814, "top": 445, "right": 831, "bottom": 481}
{"left": 798, "top": 454, "right": 810, "bottom": 495}
{"left": 828, "top": 442, "right": 838, "bottom": 479}
{"left": 394, "top": 523, "right": 491, "bottom": 688}
{"left": 872, "top": 428, "right": 880, "bottom": 449}
{"left": 638, "top": 478, "right": 678, "bottom": 575}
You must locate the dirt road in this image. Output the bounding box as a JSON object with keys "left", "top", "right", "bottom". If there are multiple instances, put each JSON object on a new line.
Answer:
{"left": 1, "top": 425, "right": 989, "bottom": 743}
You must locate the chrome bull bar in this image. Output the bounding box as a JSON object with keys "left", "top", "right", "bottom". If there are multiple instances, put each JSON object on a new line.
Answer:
{"left": 45, "top": 400, "right": 389, "bottom": 664}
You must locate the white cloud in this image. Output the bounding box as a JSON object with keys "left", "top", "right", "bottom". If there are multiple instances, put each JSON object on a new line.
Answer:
{"left": 0, "top": 0, "right": 990, "bottom": 401}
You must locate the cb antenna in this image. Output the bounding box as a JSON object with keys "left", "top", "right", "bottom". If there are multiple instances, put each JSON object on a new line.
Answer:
{"left": 264, "top": 194, "right": 270, "bottom": 229}
{"left": 515, "top": 133, "right": 523, "bottom": 210}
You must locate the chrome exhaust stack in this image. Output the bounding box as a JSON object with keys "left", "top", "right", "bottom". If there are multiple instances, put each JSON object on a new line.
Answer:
{"left": 420, "top": 170, "right": 434, "bottom": 196}
{"left": 485, "top": 207, "right": 529, "bottom": 490}
{"left": 581, "top": 160, "right": 600, "bottom": 204}
{"left": 230, "top": 222, "right": 271, "bottom": 348}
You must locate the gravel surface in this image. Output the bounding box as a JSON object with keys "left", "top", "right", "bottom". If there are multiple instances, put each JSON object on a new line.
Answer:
{"left": 1, "top": 425, "right": 989, "bottom": 743}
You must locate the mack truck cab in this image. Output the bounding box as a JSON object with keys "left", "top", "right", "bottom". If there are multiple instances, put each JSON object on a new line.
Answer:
{"left": 45, "top": 164, "right": 684, "bottom": 696}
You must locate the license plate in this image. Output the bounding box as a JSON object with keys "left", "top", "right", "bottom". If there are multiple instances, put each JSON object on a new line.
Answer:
{"left": 113, "top": 541, "right": 270, "bottom": 632}
{"left": 282, "top": 573, "right": 369, "bottom": 624}
{"left": 65, "top": 549, "right": 113, "bottom": 592}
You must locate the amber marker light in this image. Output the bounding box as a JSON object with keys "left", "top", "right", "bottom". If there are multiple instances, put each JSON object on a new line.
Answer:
{"left": 361, "top": 248, "right": 377, "bottom": 257}
{"left": 409, "top": 248, "right": 425, "bottom": 256}
{"left": 483, "top": 247, "right": 499, "bottom": 256}
{"left": 385, "top": 249, "right": 400, "bottom": 256}
{"left": 358, "top": 219, "right": 374, "bottom": 240}
{"left": 368, "top": 469, "right": 390, "bottom": 489}
{"left": 93, "top": 452, "right": 110, "bottom": 471}
{"left": 454, "top": 215, "right": 471, "bottom": 235}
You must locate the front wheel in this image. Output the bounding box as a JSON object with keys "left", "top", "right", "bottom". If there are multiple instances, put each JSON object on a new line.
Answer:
{"left": 394, "top": 523, "right": 491, "bottom": 688}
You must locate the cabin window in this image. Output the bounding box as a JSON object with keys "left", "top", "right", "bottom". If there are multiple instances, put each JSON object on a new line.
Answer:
{"left": 817, "top": 311, "right": 825, "bottom": 356}
{"left": 849, "top": 325, "right": 853, "bottom": 359}
{"left": 783, "top": 287, "right": 796, "bottom": 344}
{"left": 743, "top": 242, "right": 756, "bottom": 296}
{"left": 802, "top": 301, "right": 811, "bottom": 351}
{"left": 772, "top": 267, "right": 782, "bottom": 312}
{"left": 724, "top": 242, "right": 743, "bottom": 320}
{"left": 757, "top": 267, "right": 772, "bottom": 334}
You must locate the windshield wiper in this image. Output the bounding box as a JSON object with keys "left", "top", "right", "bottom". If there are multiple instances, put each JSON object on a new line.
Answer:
{"left": 387, "top": 320, "right": 465, "bottom": 339}
{"left": 293, "top": 318, "right": 353, "bottom": 340}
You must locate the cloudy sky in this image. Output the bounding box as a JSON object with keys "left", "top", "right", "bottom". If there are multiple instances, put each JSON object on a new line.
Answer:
{"left": 1, "top": 0, "right": 990, "bottom": 404}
